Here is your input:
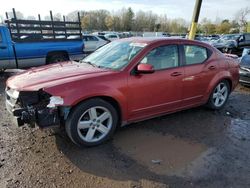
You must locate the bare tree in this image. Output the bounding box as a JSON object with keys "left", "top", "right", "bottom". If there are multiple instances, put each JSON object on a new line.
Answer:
{"left": 0, "top": 15, "right": 4, "bottom": 23}
{"left": 53, "top": 13, "right": 62, "bottom": 21}
{"left": 105, "top": 15, "right": 114, "bottom": 31}
{"left": 235, "top": 7, "right": 250, "bottom": 32}
{"left": 27, "top": 16, "right": 36, "bottom": 20}
{"left": 6, "top": 11, "right": 24, "bottom": 19}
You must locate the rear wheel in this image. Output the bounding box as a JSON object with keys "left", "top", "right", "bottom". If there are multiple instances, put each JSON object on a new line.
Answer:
{"left": 207, "top": 80, "right": 230, "bottom": 110}
{"left": 65, "top": 98, "right": 118, "bottom": 147}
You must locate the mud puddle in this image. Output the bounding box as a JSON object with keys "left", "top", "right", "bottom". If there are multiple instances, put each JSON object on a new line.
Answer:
{"left": 113, "top": 129, "right": 206, "bottom": 176}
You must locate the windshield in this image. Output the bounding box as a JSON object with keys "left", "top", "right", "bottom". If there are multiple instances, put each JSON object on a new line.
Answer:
{"left": 81, "top": 41, "right": 146, "bottom": 70}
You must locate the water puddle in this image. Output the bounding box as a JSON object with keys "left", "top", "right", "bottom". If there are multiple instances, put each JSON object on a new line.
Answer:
{"left": 114, "top": 129, "right": 206, "bottom": 176}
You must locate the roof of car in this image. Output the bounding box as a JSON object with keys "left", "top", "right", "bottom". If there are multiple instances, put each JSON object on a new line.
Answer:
{"left": 119, "top": 37, "right": 210, "bottom": 47}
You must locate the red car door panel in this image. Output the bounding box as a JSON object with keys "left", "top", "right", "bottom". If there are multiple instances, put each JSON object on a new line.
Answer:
{"left": 182, "top": 44, "right": 219, "bottom": 107}
{"left": 127, "top": 44, "right": 184, "bottom": 121}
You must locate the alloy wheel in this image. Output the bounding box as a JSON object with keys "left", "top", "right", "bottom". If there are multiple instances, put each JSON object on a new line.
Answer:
{"left": 212, "top": 82, "right": 228, "bottom": 108}
{"left": 77, "top": 106, "right": 113, "bottom": 143}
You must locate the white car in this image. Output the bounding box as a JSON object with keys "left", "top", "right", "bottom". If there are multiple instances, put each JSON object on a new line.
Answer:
{"left": 104, "top": 34, "right": 120, "bottom": 41}
{"left": 82, "top": 35, "right": 108, "bottom": 54}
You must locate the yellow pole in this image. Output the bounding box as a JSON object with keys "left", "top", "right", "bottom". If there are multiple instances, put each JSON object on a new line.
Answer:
{"left": 188, "top": 0, "right": 203, "bottom": 40}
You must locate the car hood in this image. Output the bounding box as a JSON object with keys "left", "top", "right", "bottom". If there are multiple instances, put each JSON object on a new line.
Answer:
{"left": 7, "top": 61, "right": 111, "bottom": 91}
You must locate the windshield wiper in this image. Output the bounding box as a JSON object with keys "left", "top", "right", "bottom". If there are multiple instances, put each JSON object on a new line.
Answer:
{"left": 80, "top": 60, "right": 111, "bottom": 70}
{"left": 81, "top": 60, "right": 98, "bottom": 67}
{"left": 96, "top": 65, "right": 108, "bottom": 69}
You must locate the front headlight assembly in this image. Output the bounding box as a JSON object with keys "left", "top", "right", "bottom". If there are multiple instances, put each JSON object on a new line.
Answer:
{"left": 47, "top": 96, "right": 64, "bottom": 108}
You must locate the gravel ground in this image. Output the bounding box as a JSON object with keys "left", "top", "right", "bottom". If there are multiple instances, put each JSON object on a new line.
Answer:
{"left": 0, "top": 72, "right": 250, "bottom": 188}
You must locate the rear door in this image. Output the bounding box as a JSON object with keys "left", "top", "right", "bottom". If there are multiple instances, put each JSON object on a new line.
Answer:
{"left": 181, "top": 44, "right": 217, "bottom": 107}
{"left": 128, "top": 43, "right": 184, "bottom": 121}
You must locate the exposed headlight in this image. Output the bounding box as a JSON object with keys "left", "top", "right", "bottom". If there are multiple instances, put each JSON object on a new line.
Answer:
{"left": 12, "top": 90, "right": 20, "bottom": 99}
{"left": 47, "top": 96, "right": 64, "bottom": 108}
{"left": 6, "top": 88, "right": 20, "bottom": 99}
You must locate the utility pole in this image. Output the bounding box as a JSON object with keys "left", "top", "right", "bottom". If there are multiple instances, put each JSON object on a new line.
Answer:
{"left": 188, "top": 0, "right": 203, "bottom": 40}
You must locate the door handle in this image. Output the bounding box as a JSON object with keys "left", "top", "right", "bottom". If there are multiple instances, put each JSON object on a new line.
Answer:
{"left": 208, "top": 66, "right": 216, "bottom": 70}
{"left": 171, "top": 72, "right": 182, "bottom": 77}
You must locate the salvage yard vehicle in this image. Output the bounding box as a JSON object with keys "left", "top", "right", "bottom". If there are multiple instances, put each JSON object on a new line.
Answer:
{"left": 239, "top": 48, "right": 250, "bottom": 86}
{"left": 82, "top": 34, "right": 108, "bottom": 54}
{"left": 104, "top": 33, "right": 120, "bottom": 41}
{"left": 0, "top": 9, "right": 84, "bottom": 70}
{"left": 6, "top": 37, "right": 239, "bottom": 146}
{"left": 211, "top": 33, "right": 250, "bottom": 56}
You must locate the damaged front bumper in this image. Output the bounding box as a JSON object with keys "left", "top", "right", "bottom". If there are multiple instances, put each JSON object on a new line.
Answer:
{"left": 5, "top": 87, "right": 61, "bottom": 128}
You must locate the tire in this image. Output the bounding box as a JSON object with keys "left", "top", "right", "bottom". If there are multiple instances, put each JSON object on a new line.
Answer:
{"left": 207, "top": 80, "right": 230, "bottom": 110}
{"left": 65, "top": 98, "right": 118, "bottom": 147}
{"left": 47, "top": 54, "right": 68, "bottom": 64}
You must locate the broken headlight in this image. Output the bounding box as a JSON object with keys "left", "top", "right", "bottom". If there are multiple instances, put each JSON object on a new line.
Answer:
{"left": 47, "top": 96, "right": 64, "bottom": 108}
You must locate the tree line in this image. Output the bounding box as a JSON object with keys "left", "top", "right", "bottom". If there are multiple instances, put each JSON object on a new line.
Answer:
{"left": 1, "top": 7, "right": 249, "bottom": 34}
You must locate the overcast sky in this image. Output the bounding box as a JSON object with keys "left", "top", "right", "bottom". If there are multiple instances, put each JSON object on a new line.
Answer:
{"left": 0, "top": 0, "right": 249, "bottom": 22}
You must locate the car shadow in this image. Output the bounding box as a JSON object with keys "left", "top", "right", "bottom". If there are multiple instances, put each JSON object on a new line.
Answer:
{"left": 54, "top": 105, "right": 232, "bottom": 186}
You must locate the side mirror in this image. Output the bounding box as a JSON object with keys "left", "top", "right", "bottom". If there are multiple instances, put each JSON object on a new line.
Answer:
{"left": 136, "top": 64, "right": 155, "bottom": 74}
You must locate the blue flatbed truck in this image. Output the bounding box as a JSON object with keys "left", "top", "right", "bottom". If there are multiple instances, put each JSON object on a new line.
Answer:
{"left": 0, "top": 9, "right": 84, "bottom": 70}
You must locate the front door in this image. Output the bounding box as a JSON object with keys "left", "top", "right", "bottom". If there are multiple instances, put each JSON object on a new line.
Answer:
{"left": 128, "top": 44, "right": 184, "bottom": 121}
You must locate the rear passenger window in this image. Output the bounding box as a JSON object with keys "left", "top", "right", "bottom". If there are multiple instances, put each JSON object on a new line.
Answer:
{"left": 184, "top": 45, "right": 208, "bottom": 65}
{"left": 82, "top": 36, "right": 99, "bottom": 41}
{"left": 82, "top": 36, "right": 87, "bottom": 41}
{"left": 88, "top": 36, "right": 98, "bottom": 41}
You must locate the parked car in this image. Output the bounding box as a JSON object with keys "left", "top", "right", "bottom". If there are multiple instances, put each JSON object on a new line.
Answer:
{"left": 97, "top": 35, "right": 111, "bottom": 42}
{"left": 143, "top": 32, "right": 170, "bottom": 37}
{"left": 207, "top": 34, "right": 220, "bottom": 41}
{"left": 210, "top": 33, "right": 250, "bottom": 56}
{"left": 6, "top": 38, "right": 239, "bottom": 146}
{"left": 0, "top": 14, "right": 84, "bottom": 70}
{"left": 239, "top": 48, "right": 250, "bottom": 86}
{"left": 82, "top": 35, "right": 108, "bottom": 54}
{"left": 210, "top": 34, "right": 240, "bottom": 52}
{"left": 104, "top": 34, "right": 119, "bottom": 41}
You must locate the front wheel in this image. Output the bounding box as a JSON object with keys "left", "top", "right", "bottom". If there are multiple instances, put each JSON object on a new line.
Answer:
{"left": 65, "top": 98, "right": 118, "bottom": 147}
{"left": 207, "top": 80, "right": 230, "bottom": 110}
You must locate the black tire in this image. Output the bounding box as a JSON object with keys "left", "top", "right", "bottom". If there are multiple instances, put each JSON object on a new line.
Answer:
{"left": 47, "top": 54, "right": 68, "bottom": 64}
{"left": 65, "top": 98, "right": 118, "bottom": 147}
{"left": 207, "top": 80, "right": 230, "bottom": 110}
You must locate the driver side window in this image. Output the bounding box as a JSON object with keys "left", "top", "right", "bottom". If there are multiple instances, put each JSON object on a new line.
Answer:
{"left": 141, "top": 45, "right": 179, "bottom": 70}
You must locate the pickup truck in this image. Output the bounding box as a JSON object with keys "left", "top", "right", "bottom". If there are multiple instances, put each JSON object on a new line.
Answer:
{"left": 0, "top": 11, "right": 84, "bottom": 70}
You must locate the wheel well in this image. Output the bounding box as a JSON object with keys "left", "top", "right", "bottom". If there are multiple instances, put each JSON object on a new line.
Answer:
{"left": 98, "top": 96, "right": 122, "bottom": 124}
{"left": 223, "top": 78, "right": 232, "bottom": 92}
{"left": 46, "top": 51, "right": 69, "bottom": 63}
{"left": 71, "top": 96, "right": 122, "bottom": 126}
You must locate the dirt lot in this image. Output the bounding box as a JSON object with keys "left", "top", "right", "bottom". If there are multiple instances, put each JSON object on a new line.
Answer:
{"left": 0, "top": 72, "right": 250, "bottom": 188}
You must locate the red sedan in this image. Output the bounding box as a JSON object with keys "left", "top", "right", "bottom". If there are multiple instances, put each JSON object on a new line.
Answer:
{"left": 6, "top": 38, "right": 239, "bottom": 146}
